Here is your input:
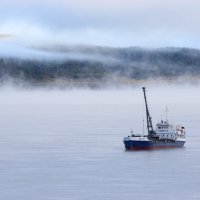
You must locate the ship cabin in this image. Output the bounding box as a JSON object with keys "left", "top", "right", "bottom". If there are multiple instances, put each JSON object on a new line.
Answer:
{"left": 155, "top": 121, "right": 176, "bottom": 140}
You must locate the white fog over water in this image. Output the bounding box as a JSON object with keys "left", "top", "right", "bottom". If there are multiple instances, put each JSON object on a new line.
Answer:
{"left": 0, "top": 85, "right": 200, "bottom": 200}
{"left": 1, "top": 0, "right": 200, "bottom": 199}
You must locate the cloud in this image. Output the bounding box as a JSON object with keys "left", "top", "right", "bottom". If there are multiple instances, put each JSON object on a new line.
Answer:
{"left": 0, "top": 0, "right": 200, "bottom": 48}
{"left": 0, "top": 34, "right": 12, "bottom": 39}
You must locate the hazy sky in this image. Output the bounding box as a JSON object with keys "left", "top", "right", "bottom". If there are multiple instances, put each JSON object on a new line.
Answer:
{"left": 0, "top": 0, "right": 200, "bottom": 48}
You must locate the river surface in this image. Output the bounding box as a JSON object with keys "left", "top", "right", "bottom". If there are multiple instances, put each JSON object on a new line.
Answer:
{"left": 0, "top": 87, "right": 199, "bottom": 200}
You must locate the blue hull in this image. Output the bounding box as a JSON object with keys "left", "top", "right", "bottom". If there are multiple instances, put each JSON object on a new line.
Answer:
{"left": 124, "top": 140, "right": 185, "bottom": 150}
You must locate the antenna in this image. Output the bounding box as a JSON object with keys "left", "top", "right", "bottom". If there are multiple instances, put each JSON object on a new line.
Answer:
{"left": 143, "top": 118, "right": 144, "bottom": 136}
{"left": 142, "top": 87, "right": 154, "bottom": 137}
{"left": 166, "top": 105, "right": 168, "bottom": 122}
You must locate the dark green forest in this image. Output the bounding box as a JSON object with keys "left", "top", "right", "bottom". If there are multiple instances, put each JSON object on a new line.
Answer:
{"left": 0, "top": 46, "right": 200, "bottom": 88}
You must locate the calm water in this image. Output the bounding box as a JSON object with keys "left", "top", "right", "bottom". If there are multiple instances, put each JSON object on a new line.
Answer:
{"left": 0, "top": 88, "right": 199, "bottom": 200}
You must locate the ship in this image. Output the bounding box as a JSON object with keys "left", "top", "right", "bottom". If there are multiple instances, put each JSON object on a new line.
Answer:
{"left": 123, "top": 87, "right": 186, "bottom": 150}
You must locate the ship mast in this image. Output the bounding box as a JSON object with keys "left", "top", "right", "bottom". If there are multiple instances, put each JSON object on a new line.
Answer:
{"left": 142, "top": 87, "right": 154, "bottom": 137}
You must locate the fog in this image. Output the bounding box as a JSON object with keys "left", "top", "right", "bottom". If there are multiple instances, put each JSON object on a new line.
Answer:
{"left": 0, "top": 42, "right": 122, "bottom": 64}
{"left": 0, "top": 42, "right": 65, "bottom": 61}
{"left": 1, "top": 1, "right": 200, "bottom": 199}
{"left": 0, "top": 84, "right": 199, "bottom": 200}
{"left": 0, "top": 44, "right": 200, "bottom": 89}
{"left": 0, "top": 84, "right": 199, "bottom": 135}
{"left": 0, "top": 84, "right": 199, "bottom": 108}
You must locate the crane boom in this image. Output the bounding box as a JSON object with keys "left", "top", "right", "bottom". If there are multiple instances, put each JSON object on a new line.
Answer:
{"left": 142, "top": 87, "right": 154, "bottom": 137}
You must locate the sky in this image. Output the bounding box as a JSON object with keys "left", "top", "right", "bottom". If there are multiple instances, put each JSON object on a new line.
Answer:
{"left": 0, "top": 0, "right": 200, "bottom": 48}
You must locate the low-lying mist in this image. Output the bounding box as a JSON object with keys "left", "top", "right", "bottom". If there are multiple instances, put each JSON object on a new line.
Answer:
{"left": 0, "top": 84, "right": 199, "bottom": 106}
{"left": 0, "top": 85, "right": 199, "bottom": 135}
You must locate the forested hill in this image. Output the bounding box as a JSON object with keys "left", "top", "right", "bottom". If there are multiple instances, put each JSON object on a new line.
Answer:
{"left": 0, "top": 46, "right": 200, "bottom": 88}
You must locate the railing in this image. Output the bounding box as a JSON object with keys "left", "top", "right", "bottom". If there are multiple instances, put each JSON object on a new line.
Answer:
{"left": 176, "top": 134, "right": 185, "bottom": 138}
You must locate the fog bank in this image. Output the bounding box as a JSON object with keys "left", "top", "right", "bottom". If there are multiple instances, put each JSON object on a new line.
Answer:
{"left": 0, "top": 45, "right": 200, "bottom": 89}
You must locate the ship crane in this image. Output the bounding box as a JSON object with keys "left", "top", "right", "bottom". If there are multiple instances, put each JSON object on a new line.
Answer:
{"left": 142, "top": 87, "right": 155, "bottom": 138}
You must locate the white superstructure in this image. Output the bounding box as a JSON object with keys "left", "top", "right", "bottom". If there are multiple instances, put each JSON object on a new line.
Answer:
{"left": 155, "top": 121, "right": 176, "bottom": 140}
{"left": 155, "top": 120, "right": 186, "bottom": 141}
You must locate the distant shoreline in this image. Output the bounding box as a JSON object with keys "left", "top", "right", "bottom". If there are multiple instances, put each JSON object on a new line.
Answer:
{"left": 0, "top": 46, "right": 200, "bottom": 88}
